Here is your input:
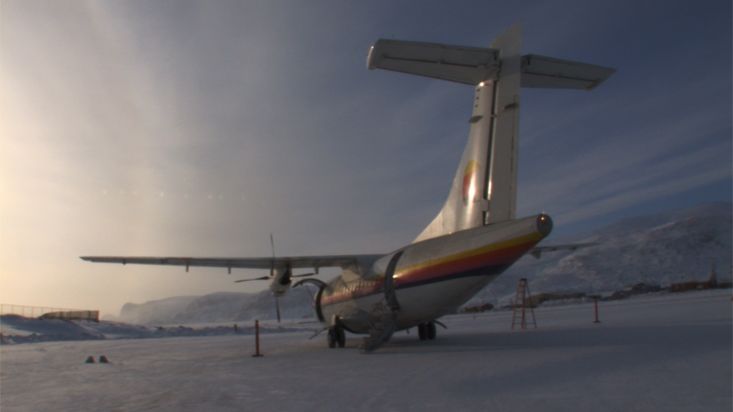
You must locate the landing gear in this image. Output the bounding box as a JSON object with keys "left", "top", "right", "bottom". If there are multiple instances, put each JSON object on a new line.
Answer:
{"left": 417, "top": 321, "right": 437, "bottom": 341}
{"left": 327, "top": 328, "right": 336, "bottom": 348}
{"left": 427, "top": 322, "right": 436, "bottom": 340}
{"left": 327, "top": 327, "right": 345, "bottom": 348}
{"left": 336, "top": 327, "right": 345, "bottom": 347}
{"left": 327, "top": 320, "right": 346, "bottom": 348}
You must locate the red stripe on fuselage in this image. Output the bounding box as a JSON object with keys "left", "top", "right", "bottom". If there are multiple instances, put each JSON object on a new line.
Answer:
{"left": 394, "top": 239, "right": 536, "bottom": 287}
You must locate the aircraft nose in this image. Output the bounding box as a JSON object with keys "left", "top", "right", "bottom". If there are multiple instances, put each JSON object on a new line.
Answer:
{"left": 536, "top": 214, "right": 553, "bottom": 236}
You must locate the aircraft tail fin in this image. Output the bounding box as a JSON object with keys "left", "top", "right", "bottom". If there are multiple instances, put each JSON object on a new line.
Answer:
{"left": 368, "top": 25, "right": 614, "bottom": 243}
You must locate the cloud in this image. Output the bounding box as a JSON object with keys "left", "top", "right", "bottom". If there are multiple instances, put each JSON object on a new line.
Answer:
{"left": 555, "top": 165, "right": 730, "bottom": 225}
{"left": 517, "top": 70, "right": 731, "bottom": 227}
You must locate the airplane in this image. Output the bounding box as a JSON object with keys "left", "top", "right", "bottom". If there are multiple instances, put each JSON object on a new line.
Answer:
{"left": 82, "top": 26, "right": 614, "bottom": 352}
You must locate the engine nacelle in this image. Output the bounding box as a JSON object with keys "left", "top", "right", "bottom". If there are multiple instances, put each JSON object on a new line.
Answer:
{"left": 269, "top": 267, "right": 292, "bottom": 296}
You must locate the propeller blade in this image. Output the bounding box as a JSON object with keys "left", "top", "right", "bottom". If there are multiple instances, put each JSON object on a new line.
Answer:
{"left": 291, "top": 273, "right": 316, "bottom": 278}
{"left": 268, "top": 233, "right": 283, "bottom": 324}
{"left": 269, "top": 233, "right": 275, "bottom": 278}
{"left": 309, "top": 326, "right": 328, "bottom": 340}
{"left": 234, "top": 276, "right": 270, "bottom": 283}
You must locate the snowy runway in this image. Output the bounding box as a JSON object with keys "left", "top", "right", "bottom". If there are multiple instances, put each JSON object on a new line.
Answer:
{"left": 2, "top": 291, "right": 731, "bottom": 411}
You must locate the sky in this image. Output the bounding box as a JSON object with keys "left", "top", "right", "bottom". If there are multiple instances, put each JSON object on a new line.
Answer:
{"left": 1, "top": 0, "right": 731, "bottom": 316}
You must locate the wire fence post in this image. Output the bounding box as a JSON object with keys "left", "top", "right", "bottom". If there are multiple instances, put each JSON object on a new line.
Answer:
{"left": 593, "top": 296, "right": 601, "bottom": 324}
{"left": 252, "top": 320, "right": 264, "bottom": 357}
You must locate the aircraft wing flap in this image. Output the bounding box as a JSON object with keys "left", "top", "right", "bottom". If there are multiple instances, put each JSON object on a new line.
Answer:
{"left": 520, "top": 54, "right": 615, "bottom": 90}
{"left": 80, "top": 254, "right": 384, "bottom": 271}
{"left": 368, "top": 39, "right": 500, "bottom": 85}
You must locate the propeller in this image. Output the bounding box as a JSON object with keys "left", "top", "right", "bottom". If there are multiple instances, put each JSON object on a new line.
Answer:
{"left": 308, "top": 326, "right": 328, "bottom": 340}
{"left": 232, "top": 234, "right": 279, "bottom": 285}
{"left": 270, "top": 233, "right": 282, "bottom": 324}
{"left": 233, "top": 234, "right": 317, "bottom": 323}
{"left": 233, "top": 276, "right": 269, "bottom": 283}
{"left": 292, "top": 273, "right": 316, "bottom": 278}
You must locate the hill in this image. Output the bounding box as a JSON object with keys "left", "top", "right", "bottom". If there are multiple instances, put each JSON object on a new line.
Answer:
{"left": 472, "top": 202, "right": 732, "bottom": 306}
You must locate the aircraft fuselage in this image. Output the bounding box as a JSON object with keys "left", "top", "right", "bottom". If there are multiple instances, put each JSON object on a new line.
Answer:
{"left": 319, "top": 214, "right": 552, "bottom": 333}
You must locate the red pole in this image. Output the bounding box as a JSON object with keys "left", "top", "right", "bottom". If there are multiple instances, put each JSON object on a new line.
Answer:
{"left": 252, "top": 320, "right": 263, "bottom": 357}
{"left": 593, "top": 298, "right": 601, "bottom": 324}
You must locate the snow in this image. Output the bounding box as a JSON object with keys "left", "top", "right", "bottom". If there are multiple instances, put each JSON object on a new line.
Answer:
{"left": 0, "top": 315, "right": 308, "bottom": 344}
{"left": 2, "top": 290, "right": 730, "bottom": 411}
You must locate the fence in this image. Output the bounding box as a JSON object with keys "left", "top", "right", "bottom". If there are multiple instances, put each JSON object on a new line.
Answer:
{"left": 0, "top": 304, "right": 99, "bottom": 322}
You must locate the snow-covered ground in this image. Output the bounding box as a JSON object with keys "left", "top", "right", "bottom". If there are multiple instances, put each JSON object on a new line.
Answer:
{"left": 0, "top": 314, "right": 310, "bottom": 344}
{"left": 1, "top": 290, "right": 730, "bottom": 411}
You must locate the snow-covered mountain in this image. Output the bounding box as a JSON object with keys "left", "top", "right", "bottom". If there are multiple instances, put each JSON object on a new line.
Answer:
{"left": 471, "top": 201, "right": 732, "bottom": 306}
{"left": 119, "top": 202, "right": 731, "bottom": 323}
{"left": 119, "top": 295, "right": 198, "bottom": 324}
{"left": 119, "top": 288, "right": 316, "bottom": 325}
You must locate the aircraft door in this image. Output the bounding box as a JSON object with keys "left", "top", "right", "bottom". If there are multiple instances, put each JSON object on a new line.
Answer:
{"left": 383, "top": 251, "right": 403, "bottom": 311}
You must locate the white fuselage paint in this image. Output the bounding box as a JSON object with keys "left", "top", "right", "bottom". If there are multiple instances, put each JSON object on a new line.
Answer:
{"left": 320, "top": 214, "right": 551, "bottom": 333}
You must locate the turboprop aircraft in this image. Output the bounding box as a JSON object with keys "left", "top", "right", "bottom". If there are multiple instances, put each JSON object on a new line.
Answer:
{"left": 82, "top": 26, "right": 614, "bottom": 352}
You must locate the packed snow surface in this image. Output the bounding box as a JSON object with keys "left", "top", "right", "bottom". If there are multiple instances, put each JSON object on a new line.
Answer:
{"left": 0, "top": 314, "right": 304, "bottom": 344}
{"left": 1, "top": 290, "right": 730, "bottom": 411}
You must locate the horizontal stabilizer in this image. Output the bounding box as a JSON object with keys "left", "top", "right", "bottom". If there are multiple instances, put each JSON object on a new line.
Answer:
{"left": 367, "top": 39, "right": 500, "bottom": 85}
{"left": 368, "top": 39, "right": 615, "bottom": 90}
{"left": 520, "top": 54, "right": 615, "bottom": 90}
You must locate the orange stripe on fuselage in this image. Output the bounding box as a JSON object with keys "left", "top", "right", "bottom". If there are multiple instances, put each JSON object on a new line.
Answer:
{"left": 394, "top": 232, "right": 543, "bottom": 286}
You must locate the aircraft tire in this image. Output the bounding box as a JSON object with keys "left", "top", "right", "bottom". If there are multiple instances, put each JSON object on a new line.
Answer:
{"left": 327, "top": 328, "right": 336, "bottom": 348}
{"left": 336, "top": 327, "right": 346, "bottom": 348}
{"left": 427, "top": 321, "right": 436, "bottom": 340}
{"left": 418, "top": 323, "right": 427, "bottom": 341}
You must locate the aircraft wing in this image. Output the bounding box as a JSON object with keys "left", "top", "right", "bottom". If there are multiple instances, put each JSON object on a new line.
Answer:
{"left": 529, "top": 243, "right": 597, "bottom": 259}
{"left": 80, "top": 254, "right": 384, "bottom": 273}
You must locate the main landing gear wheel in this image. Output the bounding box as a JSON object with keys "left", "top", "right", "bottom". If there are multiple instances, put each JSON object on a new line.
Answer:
{"left": 417, "top": 321, "right": 437, "bottom": 341}
{"left": 336, "top": 327, "right": 345, "bottom": 347}
{"left": 327, "top": 328, "right": 336, "bottom": 348}
{"left": 327, "top": 323, "right": 346, "bottom": 348}
{"left": 427, "top": 322, "right": 436, "bottom": 340}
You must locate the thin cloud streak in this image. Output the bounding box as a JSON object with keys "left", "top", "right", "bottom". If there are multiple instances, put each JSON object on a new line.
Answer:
{"left": 555, "top": 166, "right": 731, "bottom": 225}
{"left": 522, "top": 110, "right": 729, "bottom": 208}
{"left": 518, "top": 67, "right": 731, "bottom": 227}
